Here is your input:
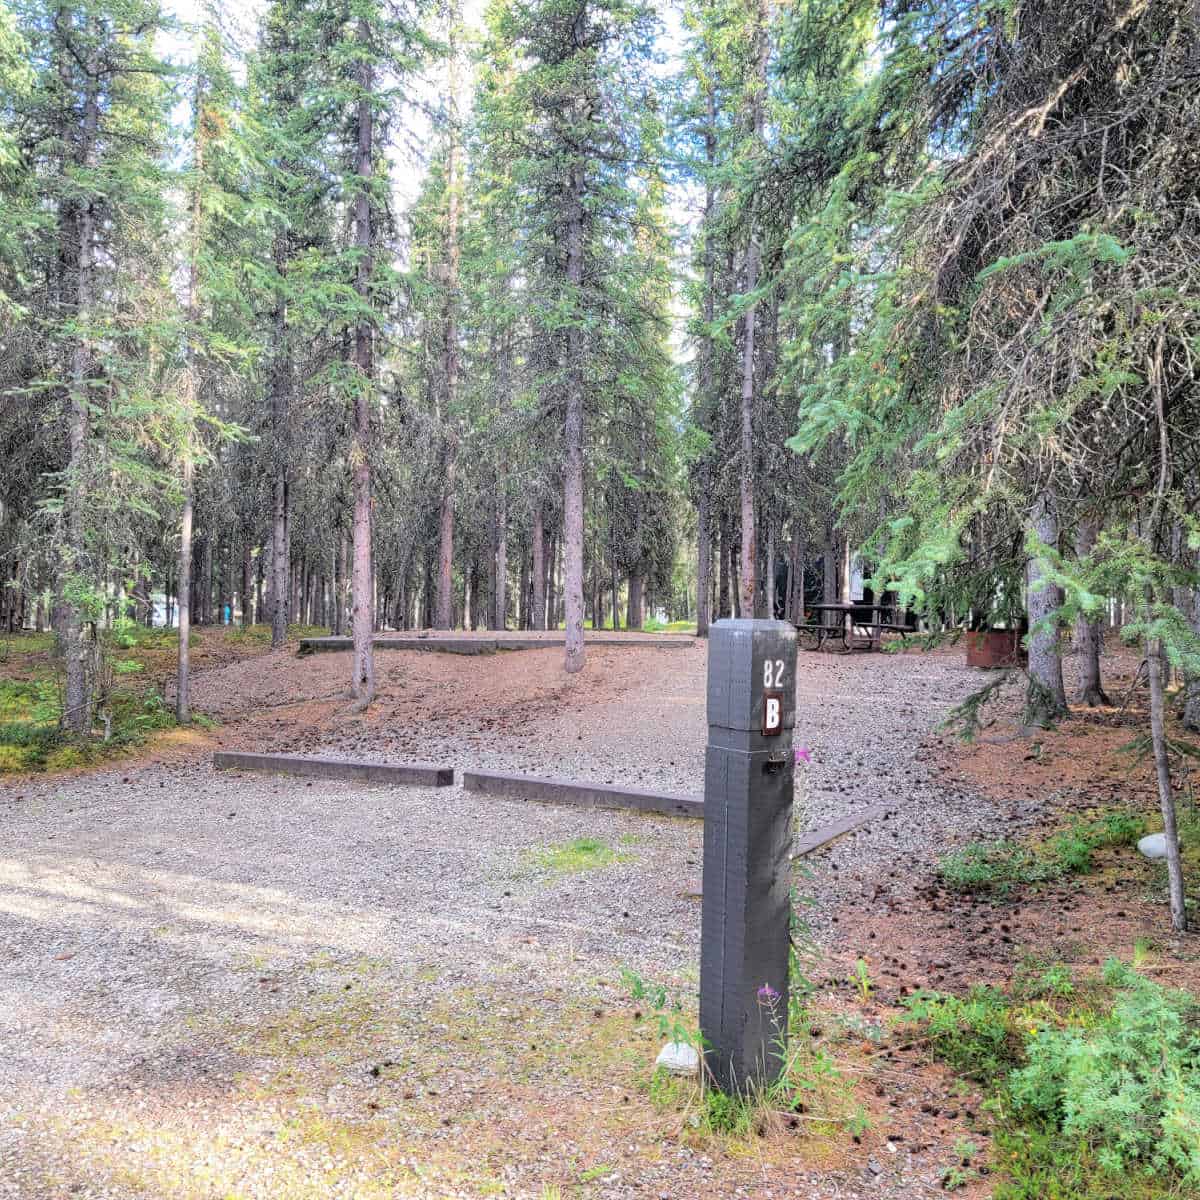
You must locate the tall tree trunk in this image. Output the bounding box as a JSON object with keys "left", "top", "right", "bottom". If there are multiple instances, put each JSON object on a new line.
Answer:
{"left": 349, "top": 20, "right": 376, "bottom": 708}
{"left": 822, "top": 526, "right": 836, "bottom": 626}
{"left": 1025, "top": 491, "right": 1068, "bottom": 727}
{"left": 255, "top": 554, "right": 263, "bottom": 627}
{"left": 764, "top": 517, "right": 775, "bottom": 620}
{"left": 271, "top": 473, "right": 288, "bottom": 643}
{"left": 695, "top": 83, "right": 717, "bottom": 639}
{"left": 241, "top": 538, "right": 253, "bottom": 626}
{"left": 717, "top": 512, "right": 731, "bottom": 619}
{"left": 492, "top": 326, "right": 510, "bottom": 630}
{"left": 494, "top": 501, "right": 508, "bottom": 631}
{"left": 60, "top": 36, "right": 101, "bottom": 735}
{"left": 176, "top": 52, "right": 209, "bottom": 720}
{"left": 610, "top": 548, "right": 619, "bottom": 631}
{"left": 696, "top": 486, "right": 711, "bottom": 636}
{"left": 519, "top": 543, "right": 530, "bottom": 631}
{"left": 434, "top": 7, "right": 462, "bottom": 632}
{"left": 531, "top": 503, "right": 546, "bottom": 632}
{"left": 562, "top": 95, "right": 587, "bottom": 672}
{"left": 737, "top": 0, "right": 768, "bottom": 619}
{"left": 627, "top": 574, "right": 643, "bottom": 630}
{"left": 201, "top": 537, "right": 214, "bottom": 625}
{"left": 1074, "top": 517, "right": 1110, "bottom": 706}
{"left": 334, "top": 533, "right": 347, "bottom": 637}
{"left": 543, "top": 530, "right": 556, "bottom": 630}
{"left": 787, "top": 529, "right": 801, "bottom": 622}
{"left": 176, "top": 457, "right": 193, "bottom": 723}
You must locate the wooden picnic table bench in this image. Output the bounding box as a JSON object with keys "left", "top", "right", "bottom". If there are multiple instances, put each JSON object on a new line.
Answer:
{"left": 797, "top": 602, "right": 913, "bottom": 652}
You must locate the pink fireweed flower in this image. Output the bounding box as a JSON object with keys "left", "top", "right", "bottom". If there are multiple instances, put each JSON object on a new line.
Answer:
{"left": 757, "top": 983, "right": 780, "bottom": 1003}
{"left": 795, "top": 747, "right": 812, "bottom": 765}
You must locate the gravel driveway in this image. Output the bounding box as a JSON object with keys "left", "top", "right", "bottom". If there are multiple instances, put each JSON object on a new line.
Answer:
{"left": 0, "top": 638, "right": 1001, "bottom": 1199}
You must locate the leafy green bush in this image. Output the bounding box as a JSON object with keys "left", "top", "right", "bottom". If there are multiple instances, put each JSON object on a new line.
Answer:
{"left": 1046, "top": 813, "right": 1145, "bottom": 874}
{"left": 1009, "top": 959, "right": 1200, "bottom": 1183}
{"left": 905, "top": 961, "right": 1200, "bottom": 1194}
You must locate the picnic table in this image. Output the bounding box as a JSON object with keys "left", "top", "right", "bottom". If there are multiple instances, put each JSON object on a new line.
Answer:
{"left": 795, "top": 601, "right": 912, "bottom": 652}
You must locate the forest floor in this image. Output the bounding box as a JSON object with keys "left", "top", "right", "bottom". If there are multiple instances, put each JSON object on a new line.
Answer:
{"left": 0, "top": 627, "right": 1197, "bottom": 1199}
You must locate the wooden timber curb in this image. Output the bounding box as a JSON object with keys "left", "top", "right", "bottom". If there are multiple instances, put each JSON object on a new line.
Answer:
{"left": 792, "top": 803, "right": 892, "bottom": 858}
{"left": 213, "top": 751, "right": 454, "bottom": 787}
{"left": 296, "top": 635, "right": 698, "bottom": 656}
{"left": 211, "top": 753, "right": 890, "bottom": 856}
{"left": 461, "top": 768, "right": 703, "bottom": 819}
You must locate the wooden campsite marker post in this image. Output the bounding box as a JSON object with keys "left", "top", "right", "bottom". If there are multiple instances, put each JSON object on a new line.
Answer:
{"left": 700, "top": 618, "right": 797, "bottom": 1093}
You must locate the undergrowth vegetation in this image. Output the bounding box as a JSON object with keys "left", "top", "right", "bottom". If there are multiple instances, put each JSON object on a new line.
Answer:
{"left": 623, "top": 902, "right": 868, "bottom": 1144}
{"left": 0, "top": 621, "right": 329, "bottom": 774}
{"left": 0, "top": 623, "right": 219, "bottom": 774}
{"left": 901, "top": 959, "right": 1200, "bottom": 1197}
{"left": 938, "top": 813, "right": 1146, "bottom": 894}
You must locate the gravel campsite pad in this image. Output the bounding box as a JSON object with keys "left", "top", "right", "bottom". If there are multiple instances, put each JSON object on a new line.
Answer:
{"left": 0, "top": 636, "right": 1004, "bottom": 1199}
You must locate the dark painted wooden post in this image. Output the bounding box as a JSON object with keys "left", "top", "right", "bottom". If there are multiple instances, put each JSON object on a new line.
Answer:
{"left": 701, "top": 617, "right": 797, "bottom": 1093}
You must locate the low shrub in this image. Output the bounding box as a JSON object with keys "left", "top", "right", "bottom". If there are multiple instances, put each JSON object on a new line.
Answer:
{"left": 1009, "top": 959, "right": 1200, "bottom": 1184}
{"left": 904, "top": 960, "right": 1200, "bottom": 1194}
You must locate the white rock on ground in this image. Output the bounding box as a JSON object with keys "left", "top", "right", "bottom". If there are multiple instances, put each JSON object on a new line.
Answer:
{"left": 655, "top": 1041, "right": 700, "bottom": 1076}
{"left": 1138, "top": 832, "right": 1168, "bottom": 859}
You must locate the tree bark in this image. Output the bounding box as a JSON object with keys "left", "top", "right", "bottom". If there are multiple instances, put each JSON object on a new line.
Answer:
{"left": 546, "top": 530, "right": 558, "bottom": 630}
{"left": 737, "top": 0, "right": 768, "bottom": 619}
{"left": 717, "top": 512, "right": 731, "bottom": 619}
{"left": 695, "top": 83, "right": 717, "bottom": 639}
{"left": 349, "top": 19, "right": 376, "bottom": 708}
{"left": 563, "top": 145, "right": 586, "bottom": 673}
{"left": 531, "top": 503, "right": 546, "bottom": 632}
{"left": 434, "top": 7, "right": 462, "bottom": 632}
{"left": 1074, "top": 517, "right": 1110, "bottom": 706}
{"left": 269, "top": 222, "right": 290, "bottom": 648}
{"left": 627, "top": 573, "right": 643, "bottom": 630}
{"left": 822, "top": 526, "right": 836, "bottom": 626}
{"left": 1025, "top": 492, "right": 1069, "bottom": 727}
{"left": 60, "top": 32, "right": 101, "bottom": 735}
{"left": 176, "top": 456, "right": 193, "bottom": 723}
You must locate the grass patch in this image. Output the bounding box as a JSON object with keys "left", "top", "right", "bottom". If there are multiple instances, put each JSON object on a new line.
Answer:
{"left": 526, "top": 836, "right": 629, "bottom": 874}
{"left": 938, "top": 812, "right": 1146, "bottom": 895}
{"left": 643, "top": 617, "right": 694, "bottom": 633}
{"left": 900, "top": 959, "right": 1200, "bottom": 1197}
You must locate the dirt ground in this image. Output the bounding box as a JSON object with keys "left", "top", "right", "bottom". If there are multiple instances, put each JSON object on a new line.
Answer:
{"left": 1, "top": 627, "right": 1196, "bottom": 1199}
